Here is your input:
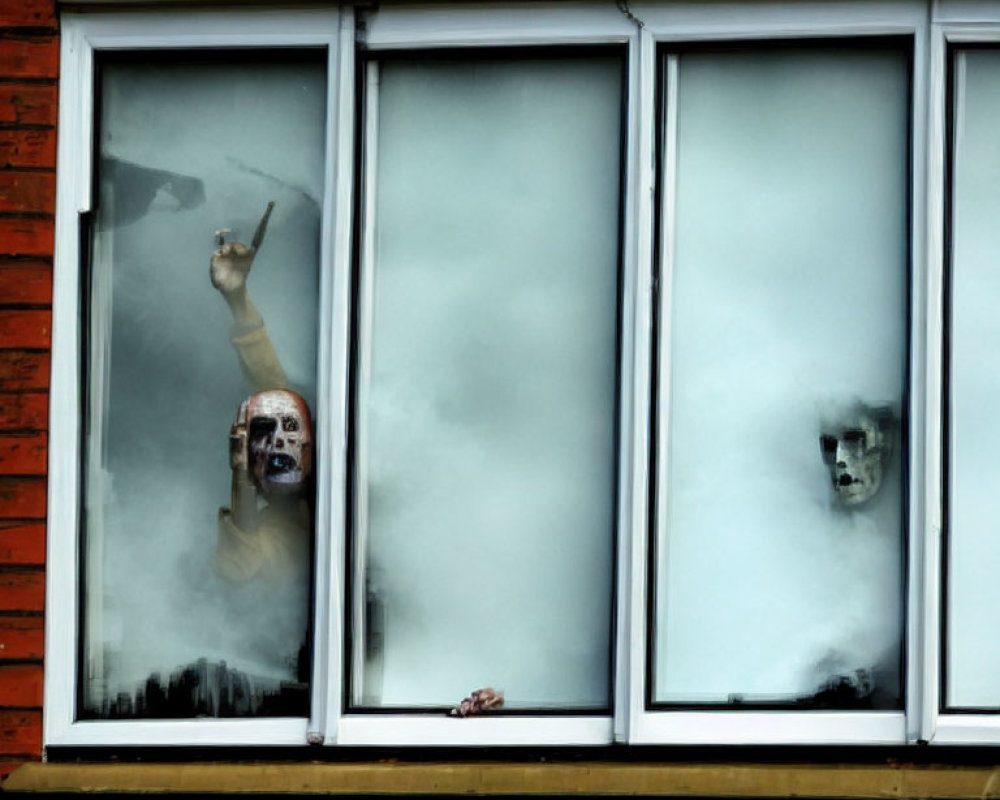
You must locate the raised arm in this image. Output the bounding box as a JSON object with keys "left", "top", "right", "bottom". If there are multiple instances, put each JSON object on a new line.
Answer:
{"left": 210, "top": 202, "right": 288, "bottom": 391}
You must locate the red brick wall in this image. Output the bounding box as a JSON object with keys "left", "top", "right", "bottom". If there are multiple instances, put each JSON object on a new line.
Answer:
{"left": 0, "top": 0, "right": 58, "bottom": 780}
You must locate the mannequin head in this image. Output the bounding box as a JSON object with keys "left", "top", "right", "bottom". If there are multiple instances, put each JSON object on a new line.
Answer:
{"left": 238, "top": 389, "right": 313, "bottom": 496}
{"left": 819, "top": 406, "right": 894, "bottom": 506}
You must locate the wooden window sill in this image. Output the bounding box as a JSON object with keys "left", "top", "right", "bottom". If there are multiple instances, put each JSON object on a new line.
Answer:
{"left": 7, "top": 761, "right": 1000, "bottom": 796}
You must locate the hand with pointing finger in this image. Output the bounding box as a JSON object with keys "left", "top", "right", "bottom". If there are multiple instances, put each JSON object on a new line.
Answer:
{"left": 209, "top": 202, "right": 274, "bottom": 297}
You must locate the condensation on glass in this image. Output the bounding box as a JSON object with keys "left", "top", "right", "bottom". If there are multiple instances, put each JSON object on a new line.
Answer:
{"left": 81, "top": 53, "right": 324, "bottom": 718}
{"left": 352, "top": 55, "right": 622, "bottom": 710}
{"left": 653, "top": 46, "right": 908, "bottom": 708}
{"left": 947, "top": 48, "right": 1000, "bottom": 711}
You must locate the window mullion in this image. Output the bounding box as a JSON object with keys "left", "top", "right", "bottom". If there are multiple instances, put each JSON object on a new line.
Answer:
{"left": 627, "top": 43, "right": 675, "bottom": 745}
{"left": 615, "top": 25, "right": 655, "bottom": 745}
{"left": 311, "top": 5, "right": 353, "bottom": 747}
{"left": 913, "top": 17, "right": 948, "bottom": 746}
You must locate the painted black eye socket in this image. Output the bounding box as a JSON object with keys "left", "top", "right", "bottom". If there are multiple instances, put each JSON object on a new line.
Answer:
{"left": 820, "top": 434, "right": 838, "bottom": 455}
{"left": 842, "top": 429, "right": 867, "bottom": 445}
{"left": 282, "top": 416, "right": 299, "bottom": 432}
{"left": 249, "top": 418, "right": 277, "bottom": 441}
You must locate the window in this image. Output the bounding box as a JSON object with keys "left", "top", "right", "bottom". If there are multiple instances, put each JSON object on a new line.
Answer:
{"left": 81, "top": 50, "right": 324, "bottom": 723}
{"left": 349, "top": 50, "right": 622, "bottom": 714}
{"left": 940, "top": 32, "right": 1000, "bottom": 744}
{"left": 652, "top": 40, "right": 909, "bottom": 710}
{"left": 42, "top": 0, "right": 1000, "bottom": 749}
{"left": 944, "top": 46, "right": 998, "bottom": 716}
{"left": 48, "top": 8, "right": 347, "bottom": 746}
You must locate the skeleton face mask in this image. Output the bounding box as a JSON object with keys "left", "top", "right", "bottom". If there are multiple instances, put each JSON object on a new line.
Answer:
{"left": 819, "top": 408, "right": 894, "bottom": 506}
{"left": 241, "top": 389, "right": 313, "bottom": 496}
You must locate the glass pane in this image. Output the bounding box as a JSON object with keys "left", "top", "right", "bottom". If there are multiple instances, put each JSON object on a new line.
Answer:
{"left": 653, "top": 47, "right": 908, "bottom": 707}
{"left": 81, "top": 54, "right": 325, "bottom": 718}
{"left": 353, "top": 55, "right": 622, "bottom": 710}
{"left": 947, "top": 49, "right": 1000, "bottom": 710}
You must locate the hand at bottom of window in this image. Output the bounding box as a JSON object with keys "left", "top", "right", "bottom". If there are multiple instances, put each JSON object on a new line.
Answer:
{"left": 449, "top": 687, "right": 504, "bottom": 717}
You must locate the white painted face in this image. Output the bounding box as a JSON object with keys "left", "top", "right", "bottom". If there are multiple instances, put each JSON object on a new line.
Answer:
{"left": 245, "top": 389, "right": 313, "bottom": 496}
{"left": 819, "top": 410, "right": 893, "bottom": 506}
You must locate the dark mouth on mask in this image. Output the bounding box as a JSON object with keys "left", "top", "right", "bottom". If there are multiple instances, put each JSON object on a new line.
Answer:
{"left": 266, "top": 453, "right": 297, "bottom": 476}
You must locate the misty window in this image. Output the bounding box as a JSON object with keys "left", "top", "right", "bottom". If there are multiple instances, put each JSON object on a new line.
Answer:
{"left": 946, "top": 47, "right": 1000, "bottom": 711}
{"left": 61, "top": 0, "right": 1000, "bottom": 751}
{"left": 350, "top": 54, "right": 622, "bottom": 710}
{"left": 652, "top": 45, "right": 909, "bottom": 708}
{"left": 81, "top": 53, "right": 324, "bottom": 719}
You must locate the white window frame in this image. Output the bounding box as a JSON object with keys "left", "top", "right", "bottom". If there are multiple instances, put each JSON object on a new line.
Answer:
{"left": 921, "top": 0, "right": 1000, "bottom": 748}
{"left": 45, "top": 6, "right": 349, "bottom": 747}
{"left": 626, "top": 0, "right": 932, "bottom": 746}
{"left": 46, "top": 1, "right": 643, "bottom": 751}
{"left": 336, "top": 2, "right": 639, "bottom": 748}
{"left": 53, "top": 0, "right": 1000, "bottom": 752}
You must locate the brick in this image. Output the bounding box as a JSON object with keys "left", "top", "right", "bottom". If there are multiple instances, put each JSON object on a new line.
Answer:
{"left": 0, "top": 665, "right": 42, "bottom": 708}
{"left": 0, "top": 353, "right": 49, "bottom": 391}
{"left": 0, "top": 523, "right": 44, "bottom": 565}
{"left": 0, "top": 262, "right": 51, "bottom": 306}
{"left": 0, "top": 173, "right": 54, "bottom": 214}
{"left": 0, "top": 617, "right": 43, "bottom": 660}
{"left": 0, "top": 0, "right": 56, "bottom": 28}
{"left": 0, "top": 311, "right": 48, "bottom": 349}
{"left": 0, "top": 434, "right": 44, "bottom": 475}
{"left": 0, "top": 85, "right": 57, "bottom": 127}
{"left": 0, "top": 710, "right": 40, "bottom": 756}
{"left": 0, "top": 219, "right": 53, "bottom": 258}
{"left": 0, "top": 393, "right": 47, "bottom": 429}
{"left": 0, "top": 571, "right": 43, "bottom": 612}
{"left": 0, "top": 477, "right": 45, "bottom": 519}
{"left": 0, "top": 131, "right": 55, "bottom": 170}
{"left": 0, "top": 36, "right": 58, "bottom": 80}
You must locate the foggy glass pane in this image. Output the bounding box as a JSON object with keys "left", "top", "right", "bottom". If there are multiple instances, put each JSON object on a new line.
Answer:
{"left": 81, "top": 55, "right": 324, "bottom": 718}
{"left": 653, "top": 48, "right": 908, "bottom": 707}
{"left": 947, "top": 49, "right": 1000, "bottom": 710}
{"left": 354, "top": 57, "right": 621, "bottom": 709}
